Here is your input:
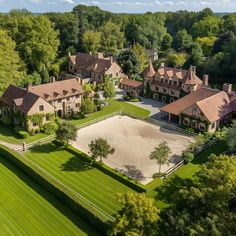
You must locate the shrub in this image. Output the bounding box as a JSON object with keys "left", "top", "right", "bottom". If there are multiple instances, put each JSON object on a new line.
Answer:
{"left": 18, "top": 131, "right": 28, "bottom": 139}
{"left": 53, "top": 115, "right": 61, "bottom": 125}
{"left": 29, "top": 129, "right": 35, "bottom": 136}
{"left": 124, "top": 95, "right": 131, "bottom": 101}
{"left": 73, "top": 113, "right": 85, "bottom": 120}
{"left": 42, "top": 122, "right": 58, "bottom": 134}
{"left": 183, "top": 150, "right": 194, "bottom": 164}
{"left": 130, "top": 97, "right": 141, "bottom": 102}
{"left": 81, "top": 98, "right": 95, "bottom": 114}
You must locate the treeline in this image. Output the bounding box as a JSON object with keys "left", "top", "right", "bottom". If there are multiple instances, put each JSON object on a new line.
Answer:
{"left": 0, "top": 6, "right": 236, "bottom": 93}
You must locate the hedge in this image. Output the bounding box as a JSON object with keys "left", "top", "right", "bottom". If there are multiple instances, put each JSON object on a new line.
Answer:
{"left": 64, "top": 144, "right": 146, "bottom": 193}
{"left": 0, "top": 145, "right": 109, "bottom": 234}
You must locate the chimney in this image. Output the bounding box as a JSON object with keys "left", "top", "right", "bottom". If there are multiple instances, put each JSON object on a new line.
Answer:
{"left": 27, "top": 84, "right": 32, "bottom": 91}
{"left": 89, "top": 51, "right": 92, "bottom": 55}
{"left": 160, "top": 62, "right": 165, "bottom": 68}
{"left": 109, "top": 56, "right": 113, "bottom": 64}
{"left": 97, "top": 53, "right": 103, "bottom": 59}
{"left": 50, "top": 76, "right": 56, "bottom": 83}
{"left": 192, "top": 66, "right": 196, "bottom": 75}
{"left": 203, "top": 75, "right": 209, "bottom": 87}
{"left": 94, "top": 63, "right": 98, "bottom": 70}
{"left": 223, "top": 83, "right": 232, "bottom": 93}
{"left": 68, "top": 52, "right": 71, "bottom": 57}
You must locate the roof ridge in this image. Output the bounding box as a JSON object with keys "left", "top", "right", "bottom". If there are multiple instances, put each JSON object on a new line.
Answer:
{"left": 196, "top": 90, "right": 226, "bottom": 105}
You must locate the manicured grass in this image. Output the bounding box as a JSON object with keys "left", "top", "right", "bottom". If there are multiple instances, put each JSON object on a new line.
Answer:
{"left": 0, "top": 155, "right": 99, "bottom": 236}
{"left": 0, "top": 125, "right": 48, "bottom": 145}
{"left": 70, "top": 99, "right": 150, "bottom": 126}
{"left": 24, "top": 143, "right": 135, "bottom": 216}
{"left": 146, "top": 140, "right": 228, "bottom": 209}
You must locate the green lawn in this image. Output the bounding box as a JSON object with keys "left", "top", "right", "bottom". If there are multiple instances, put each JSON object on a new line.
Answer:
{"left": 70, "top": 99, "right": 150, "bottom": 126}
{"left": 0, "top": 155, "right": 99, "bottom": 236}
{"left": 146, "top": 140, "right": 228, "bottom": 209}
{"left": 24, "top": 143, "right": 135, "bottom": 216}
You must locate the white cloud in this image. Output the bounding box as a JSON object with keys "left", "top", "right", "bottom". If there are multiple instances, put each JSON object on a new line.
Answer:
{"left": 155, "top": 0, "right": 161, "bottom": 4}
{"left": 60, "top": 0, "right": 74, "bottom": 4}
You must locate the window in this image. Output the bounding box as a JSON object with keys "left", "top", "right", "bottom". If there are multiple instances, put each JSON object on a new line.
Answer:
{"left": 67, "top": 98, "right": 70, "bottom": 101}
{"left": 153, "top": 94, "right": 158, "bottom": 100}
{"left": 46, "top": 115, "right": 51, "bottom": 121}
{"left": 170, "top": 90, "right": 175, "bottom": 95}
{"left": 116, "top": 72, "right": 119, "bottom": 77}
{"left": 183, "top": 118, "right": 190, "bottom": 126}
{"left": 76, "top": 103, "right": 80, "bottom": 108}
{"left": 163, "top": 88, "right": 167, "bottom": 94}
{"left": 39, "top": 105, "right": 44, "bottom": 111}
{"left": 109, "top": 74, "right": 112, "bottom": 78}
{"left": 211, "top": 122, "right": 215, "bottom": 129}
{"left": 162, "top": 96, "right": 166, "bottom": 102}
{"left": 58, "top": 99, "right": 62, "bottom": 103}
{"left": 156, "top": 87, "right": 159, "bottom": 91}
{"left": 198, "top": 123, "right": 206, "bottom": 131}
{"left": 170, "top": 98, "right": 175, "bottom": 103}
{"left": 191, "top": 120, "right": 197, "bottom": 129}
{"left": 76, "top": 95, "right": 80, "bottom": 99}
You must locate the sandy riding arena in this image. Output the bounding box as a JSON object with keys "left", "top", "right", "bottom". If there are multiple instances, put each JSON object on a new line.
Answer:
{"left": 71, "top": 116, "right": 193, "bottom": 184}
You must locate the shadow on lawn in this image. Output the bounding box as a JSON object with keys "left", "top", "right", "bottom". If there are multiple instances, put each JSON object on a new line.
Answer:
{"left": 154, "top": 175, "right": 194, "bottom": 203}
{"left": 0, "top": 157, "right": 98, "bottom": 235}
{"left": 29, "top": 143, "right": 61, "bottom": 153}
{"left": 61, "top": 156, "right": 92, "bottom": 172}
{"left": 0, "top": 125, "right": 19, "bottom": 139}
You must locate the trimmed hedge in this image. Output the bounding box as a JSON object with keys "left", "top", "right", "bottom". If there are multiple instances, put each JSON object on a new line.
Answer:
{"left": 64, "top": 144, "right": 146, "bottom": 193}
{"left": 0, "top": 145, "right": 109, "bottom": 234}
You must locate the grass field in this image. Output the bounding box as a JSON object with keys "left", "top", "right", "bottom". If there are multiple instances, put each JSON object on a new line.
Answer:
{"left": 24, "top": 143, "right": 135, "bottom": 216}
{"left": 146, "top": 140, "right": 228, "bottom": 209}
{"left": 0, "top": 155, "right": 99, "bottom": 236}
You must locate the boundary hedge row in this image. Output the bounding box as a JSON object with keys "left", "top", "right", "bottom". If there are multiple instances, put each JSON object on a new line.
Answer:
{"left": 0, "top": 145, "right": 109, "bottom": 234}
{"left": 64, "top": 143, "right": 146, "bottom": 193}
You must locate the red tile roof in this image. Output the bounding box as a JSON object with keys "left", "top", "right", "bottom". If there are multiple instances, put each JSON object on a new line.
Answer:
{"left": 182, "top": 66, "right": 203, "bottom": 85}
{"left": 120, "top": 78, "right": 143, "bottom": 88}
{"left": 28, "top": 78, "right": 83, "bottom": 101}
{"left": 144, "top": 60, "right": 156, "bottom": 78}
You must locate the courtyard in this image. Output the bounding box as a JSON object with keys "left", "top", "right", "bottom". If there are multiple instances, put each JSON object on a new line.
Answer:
{"left": 71, "top": 115, "right": 194, "bottom": 184}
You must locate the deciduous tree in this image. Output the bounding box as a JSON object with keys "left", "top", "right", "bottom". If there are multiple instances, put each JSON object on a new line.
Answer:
{"left": 89, "top": 138, "right": 115, "bottom": 162}
{"left": 56, "top": 122, "right": 77, "bottom": 146}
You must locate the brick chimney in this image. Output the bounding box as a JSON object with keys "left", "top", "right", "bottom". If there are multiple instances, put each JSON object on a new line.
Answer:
{"left": 223, "top": 83, "right": 232, "bottom": 93}
{"left": 97, "top": 53, "right": 103, "bottom": 59}
{"left": 192, "top": 66, "right": 196, "bottom": 75}
{"left": 50, "top": 76, "right": 56, "bottom": 83}
{"left": 160, "top": 62, "right": 165, "bottom": 68}
{"left": 203, "top": 75, "right": 209, "bottom": 86}
{"left": 27, "top": 84, "right": 32, "bottom": 91}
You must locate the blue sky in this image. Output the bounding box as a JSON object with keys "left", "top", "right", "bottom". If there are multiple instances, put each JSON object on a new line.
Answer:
{"left": 0, "top": 0, "right": 236, "bottom": 13}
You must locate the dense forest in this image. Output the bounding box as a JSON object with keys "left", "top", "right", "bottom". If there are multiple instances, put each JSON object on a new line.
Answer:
{"left": 0, "top": 5, "right": 236, "bottom": 92}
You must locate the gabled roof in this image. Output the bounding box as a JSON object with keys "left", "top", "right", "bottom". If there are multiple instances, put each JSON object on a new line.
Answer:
{"left": 161, "top": 87, "right": 218, "bottom": 116}
{"left": 182, "top": 66, "right": 203, "bottom": 85}
{"left": 120, "top": 78, "right": 143, "bottom": 88}
{"left": 0, "top": 85, "right": 40, "bottom": 114}
{"left": 144, "top": 60, "right": 155, "bottom": 78}
{"left": 28, "top": 78, "right": 83, "bottom": 101}
{"left": 196, "top": 91, "right": 232, "bottom": 123}
{"left": 73, "top": 52, "right": 116, "bottom": 74}
{"left": 157, "top": 67, "right": 187, "bottom": 79}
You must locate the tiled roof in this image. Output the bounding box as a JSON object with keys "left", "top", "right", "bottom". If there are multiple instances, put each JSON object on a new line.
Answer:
{"left": 196, "top": 91, "right": 232, "bottom": 123}
{"left": 182, "top": 66, "right": 203, "bottom": 85}
{"left": 120, "top": 78, "right": 143, "bottom": 88}
{"left": 157, "top": 67, "right": 187, "bottom": 79}
{"left": 144, "top": 60, "right": 156, "bottom": 78}
{"left": 73, "top": 52, "right": 117, "bottom": 74}
{"left": 1, "top": 85, "right": 40, "bottom": 114}
{"left": 161, "top": 87, "right": 218, "bottom": 116}
{"left": 28, "top": 78, "right": 83, "bottom": 101}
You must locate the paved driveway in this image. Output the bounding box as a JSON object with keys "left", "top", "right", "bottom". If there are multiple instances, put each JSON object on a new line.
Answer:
{"left": 128, "top": 97, "right": 165, "bottom": 119}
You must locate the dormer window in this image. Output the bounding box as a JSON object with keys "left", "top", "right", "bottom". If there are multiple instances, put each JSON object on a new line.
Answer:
{"left": 39, "top": 105, "right": 44, "bottom": 111}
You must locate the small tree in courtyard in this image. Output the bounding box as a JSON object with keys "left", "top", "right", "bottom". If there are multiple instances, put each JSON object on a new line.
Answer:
{"left": 150, "top": 141, "right": 171, "bottom": 174}
{"left": 103, "top": 76, "right": 116, "bottom": 100}
{"left": 89, "top": 138, "right": 115, "bottom": 163}
{"left": 56, "top": 122, "right": 77, "bottom": 146}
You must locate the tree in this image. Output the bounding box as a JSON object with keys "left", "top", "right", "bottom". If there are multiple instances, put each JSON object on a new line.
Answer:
{"left": 82, "top": 30, "right": 101, "bottom": 53}
{"left": 161, "top": 154, "right": 236, "bottom": 235}
{"left": 192, "top": 15, "right": 223, "bottom": 38}
{"left": 164, "top": 51, "right": 187, "bottom": 68}
{"left": 100, "top": 22, "right": 124, "bottom": 54}
{"left": 117, "top": 49, "right": 140, "bottom": 78}
{"left": 81, "top": 98, "right": 95, "bottom": 114}
{"left": 56, "top": 122, "right": 77, "bottom": 146}
{"left": 88, "top": 138, "right": 115, "bottom": 162}
{"left": 196, "top": 36, "right": 217, "bottom": 56}
{"left": 132, "top": 43, "right": 148, "bottom": 72}
{"left": 0, "top": 29, "right": 25, "bottom": 93}
{"left": 173, "top": 29, "right": 193, "bottom": 52}
{"left": 190, "top": 42, "right": 204, "bottom": 66}
{"left": 109, "top": 192, "right": 160, "bottom": 236}
{"left": 226, "top": 120, "right": 236, "bottom": 152}
{"left": 150, "top": 141, "right": 171, "bottom": 174}
{"left": 162, "top": 33, "right": 173, "bottom": 51}
{"left": 82, "top": 83, "right": 94, "bottom": 97}
{"left": 103, "top": 76, "right": 116, "bottom": 99}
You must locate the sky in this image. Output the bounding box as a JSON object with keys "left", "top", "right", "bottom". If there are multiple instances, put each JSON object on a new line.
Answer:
{"left": 0, "top": 0, "right": 236, "bottom": 13}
